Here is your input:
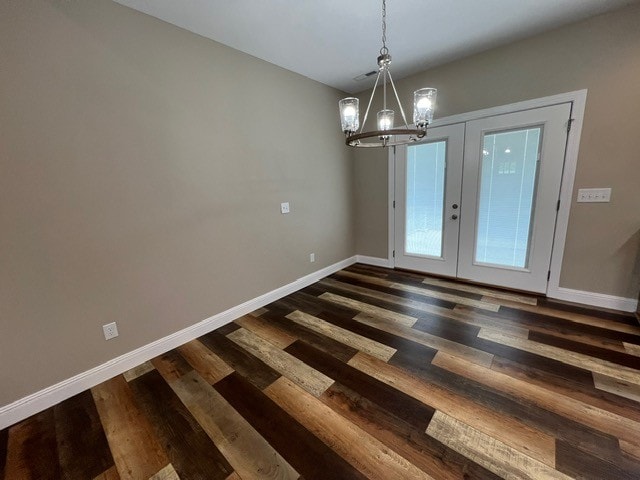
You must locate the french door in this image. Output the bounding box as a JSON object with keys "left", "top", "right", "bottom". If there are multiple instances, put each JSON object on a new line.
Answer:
{"left": 394, "top": 103, "right": 571, "bottom": 293}
{"left": 394, "top": 124, "right": 464, "bottom": 277}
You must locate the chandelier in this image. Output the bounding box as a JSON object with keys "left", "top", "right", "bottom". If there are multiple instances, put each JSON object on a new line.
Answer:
{"left": 338, "top": 0, "right": 437, "bottom": 148}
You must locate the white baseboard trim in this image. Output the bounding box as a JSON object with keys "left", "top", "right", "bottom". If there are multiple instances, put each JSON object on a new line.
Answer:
{"left": 355, "top": 255, "right": 393, "bottom": 268}
{"left": 548, "top": 286, "right": 638, "bottom": 313}
{"left": 0, "top": 255, "right": 357, "bottom": 430}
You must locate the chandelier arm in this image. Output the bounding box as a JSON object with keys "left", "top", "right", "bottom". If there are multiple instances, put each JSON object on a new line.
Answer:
{"left": 383, "top": 67, "right": 386, "bottom": 111}
{"left": 387, "top": 69, "right": 409, "bottom": 128}
{"left": 360, "top": 69, "right": 382, "bottom": 134}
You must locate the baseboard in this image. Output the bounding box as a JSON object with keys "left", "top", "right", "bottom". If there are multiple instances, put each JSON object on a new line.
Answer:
{"left": 356, "top": 255, "right": 393, "bottom": 268}
{"left": 548, "top": 286, "right": 638, "bottom": 313}
{"left": 0, "top": 256, "right": 357, "bottom": 430}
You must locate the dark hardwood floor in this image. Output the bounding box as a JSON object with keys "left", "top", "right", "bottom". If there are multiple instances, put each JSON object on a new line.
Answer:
{"left": 2, "top": 264, "right": 640, "bottom": 479}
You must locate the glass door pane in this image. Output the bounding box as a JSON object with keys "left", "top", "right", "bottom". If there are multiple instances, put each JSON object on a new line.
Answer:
{"left": 475, "top": 127, "right": 542, "bottom": 268}
{"left": 405, "top": 141, "right": 446, "bottom": 257}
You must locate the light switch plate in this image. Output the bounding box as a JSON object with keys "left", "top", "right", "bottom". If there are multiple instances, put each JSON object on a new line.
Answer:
{"left": 280, "top": 202, "right": 290, "bottom": 214}
{"left": 577, "top": 188, "right": 611, "bottom": 203}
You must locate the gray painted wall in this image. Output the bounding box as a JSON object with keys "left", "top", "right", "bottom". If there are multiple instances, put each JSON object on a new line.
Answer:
{"left": 0, "top": 0, "right": 355, "bottom": 406}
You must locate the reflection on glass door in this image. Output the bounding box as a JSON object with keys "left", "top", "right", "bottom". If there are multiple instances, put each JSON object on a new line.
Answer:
{"left": 475, "top": 127, "right": 542, "bottom": 268}
{"left": 405, "top": 141, "right": 446, "bottom": 258}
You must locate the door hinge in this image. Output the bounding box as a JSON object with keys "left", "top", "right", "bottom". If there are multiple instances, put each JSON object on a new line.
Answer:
{"left": 557, "top": 199, "right": 561, "bottom": 211}
{"left": 393, "top": 200, "right": 396, "bottom": 208}
{"left": 567, "top": 118, "right": 574, "bottom": 133}
{"left": 392, "top": 250, "right": 395, "bottom": 258}
{"left": 547, "top": 270, "right": 551, "bottom": 281}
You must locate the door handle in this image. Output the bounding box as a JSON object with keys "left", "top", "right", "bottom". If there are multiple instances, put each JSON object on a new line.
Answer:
{"left": 451, "top": 214, "right": 459, "bottom": 220}
{"left": 452, "top": 204, "right": 458, "bottom": 209}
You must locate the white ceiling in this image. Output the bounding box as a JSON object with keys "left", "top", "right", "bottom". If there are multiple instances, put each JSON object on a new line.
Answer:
{"left": 114, "top": 0, "right": 638, "bottom": 93}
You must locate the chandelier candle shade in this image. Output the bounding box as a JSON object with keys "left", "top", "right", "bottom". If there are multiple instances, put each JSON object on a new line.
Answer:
{"left": 338, "top": 0, "right": 437, "bottom": 147}
{"left": 339, "top": 98, "right": 360, "bottom": 132}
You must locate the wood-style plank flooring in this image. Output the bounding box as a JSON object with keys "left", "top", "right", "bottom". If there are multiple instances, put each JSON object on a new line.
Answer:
{"left": 2, "top": 264, "right": 640, "bottom": 479}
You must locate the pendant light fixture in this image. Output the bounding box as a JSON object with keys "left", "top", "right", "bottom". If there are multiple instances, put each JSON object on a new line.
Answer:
{"left": 339, "top": 0, "right": 437, "bottom": 148}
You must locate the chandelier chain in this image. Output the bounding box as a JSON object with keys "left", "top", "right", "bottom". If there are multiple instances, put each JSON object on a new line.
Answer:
{"left": 380, "top": 0, "right": 388, "bottom": 55}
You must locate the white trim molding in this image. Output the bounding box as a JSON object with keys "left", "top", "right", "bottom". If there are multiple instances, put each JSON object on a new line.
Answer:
{"left": 548, "top": 287, "right": 638, "bottom": 313}
{"left": 545, "top": 90, "right": 588, "bottom": 302}
{"left": 0, "top": 256, "right": 357, "bottom": 430}
{"left": 356, "top": 255, "right": 394, "bottom": 268}
{"left": 426, "top": 90, "right": 588, "bottom": 130}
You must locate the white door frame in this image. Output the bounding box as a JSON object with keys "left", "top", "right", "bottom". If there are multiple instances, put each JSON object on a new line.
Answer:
{"left": 388, "top": 89, "right": 588, "bottom": 298}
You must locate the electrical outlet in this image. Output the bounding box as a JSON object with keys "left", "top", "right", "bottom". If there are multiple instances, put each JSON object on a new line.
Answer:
{"left": 310, "top": 253, "right": 315, "bottom": 263}
{"left": 103, "top": 322, "right": 119, "bottom": 340}
{"left": 280, "top": 202, "right": 290, "bottom": 214}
